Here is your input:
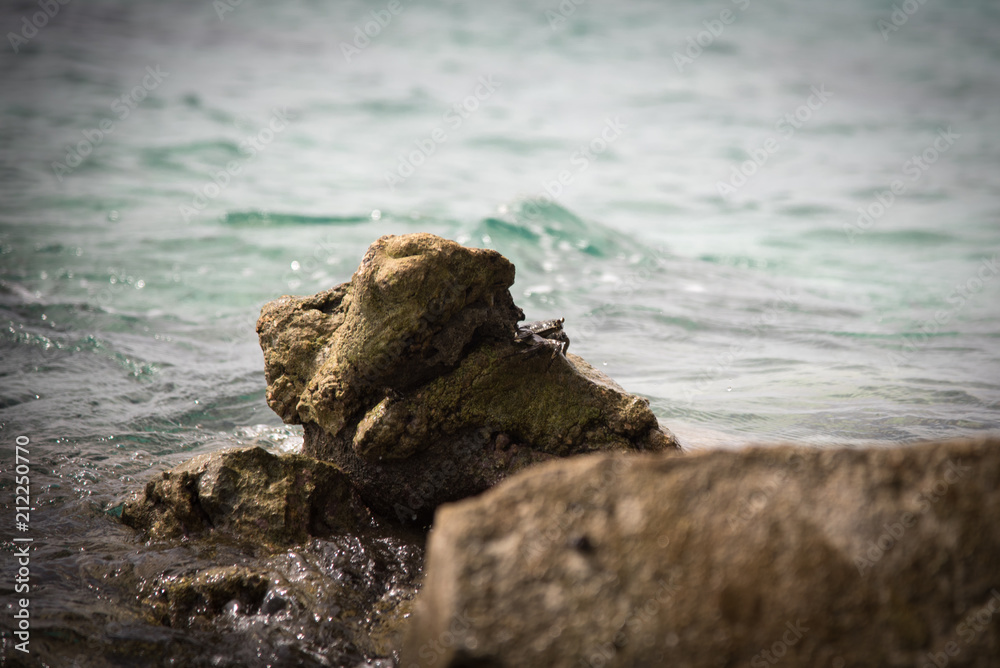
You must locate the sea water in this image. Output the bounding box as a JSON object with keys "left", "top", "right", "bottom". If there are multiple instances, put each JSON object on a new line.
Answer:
{"left": 1, "top": 0, "right": 998, "bottom": 664}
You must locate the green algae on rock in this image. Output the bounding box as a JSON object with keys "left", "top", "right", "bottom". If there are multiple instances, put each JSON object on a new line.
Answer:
{"left": 256, "top": 233, "right": 679, "bottom": 523}
{"left": 121, "top": 446, "right": 372, "bottom": 545}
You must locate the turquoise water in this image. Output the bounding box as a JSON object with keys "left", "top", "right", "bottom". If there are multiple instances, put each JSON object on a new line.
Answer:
{"left": 1, "top": 0, "right": 999, "bottom": 664}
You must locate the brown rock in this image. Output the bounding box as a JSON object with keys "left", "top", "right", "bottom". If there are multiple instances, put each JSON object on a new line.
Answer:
{"left": 121, "top": 446, "right": 371, "bottom": 545}
{"left": 402, "top": 436, "right": 1000, "bottom": 667}
{"left": 256, "top": 233, "right": 678, "bottom": 523}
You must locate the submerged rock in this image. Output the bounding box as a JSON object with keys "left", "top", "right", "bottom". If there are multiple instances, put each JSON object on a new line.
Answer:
{"left": 121, "top": 446, "right": 372, "bottom": 545}
{"left": 131, "top": 535, "right": 423, "bottom": 660}
{"left": 257, "top": 233, "right": 678, "bottom": 522}
{"left": 117, "top": 446, "right": 425, "bottom": 664}
{"left": 403, "top": 436, "right": 1000, "bottom": 667}
{"left": 141, "top": 565, "right": 271, "bottom": 629}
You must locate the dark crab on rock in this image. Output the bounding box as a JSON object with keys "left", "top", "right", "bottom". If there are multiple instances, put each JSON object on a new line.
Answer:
{"left": 515, "top": 317, "right": 570, "bottom": 357}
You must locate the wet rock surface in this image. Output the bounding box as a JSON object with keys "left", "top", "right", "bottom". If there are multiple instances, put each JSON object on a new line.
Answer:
{"left": 116, "top": 446, "right": 426, "bottom": 666}
{"left": 403, "top": 436, "right": 1000, "bottom": 668}
{"left": 121, "top": 446, "right": 373, "bottom": 545}
{"left": 257, "top": 233, "right": 679, "bottom": 522}
{"left": 125, "top": 534, "right": 423, "bottom": 663}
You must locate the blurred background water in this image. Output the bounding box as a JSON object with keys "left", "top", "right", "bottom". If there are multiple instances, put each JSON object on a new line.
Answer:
{"left": 1, "top": 0, "right": 999, "bottom": 664}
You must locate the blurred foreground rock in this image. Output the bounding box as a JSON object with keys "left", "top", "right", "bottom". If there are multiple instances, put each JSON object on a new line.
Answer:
{"left": 257, "top": 233, "right": 678, "bottom": 523}
{"left": 403, "top": 436, "right": 1000, "bottom": 667}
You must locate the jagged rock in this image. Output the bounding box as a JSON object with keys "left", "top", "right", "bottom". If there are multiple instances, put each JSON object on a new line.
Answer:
{"left": 121, "top": 446, "right": 372, "bottom": 545}
{"left": 257, "top": 233, "right": 522, "bottom": 431}
{"left": 257, "top": 233, "right": 678, "bottom": 522}
{"left": 402, "top": 436, "right": 1000, "bottom": 667}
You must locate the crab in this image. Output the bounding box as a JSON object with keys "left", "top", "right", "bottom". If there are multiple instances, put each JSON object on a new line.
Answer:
{"left": 514, "top": 317, "right": 570, "bottom": 358}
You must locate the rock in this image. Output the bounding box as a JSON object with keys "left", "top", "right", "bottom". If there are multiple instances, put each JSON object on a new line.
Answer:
{"left": 141, "top": 565, "right": 271, "bottom": 628}
{"left": 402, "top": 436, "right": 1000, "bottom": 667}
{"left": 117, "top": 446, "right": 426, "bottom": 664}
{"left": 257, "top": 233, "right": 678, "bottom": 523}
{"left": 121, "top": 446, "right": 372, "bottom": 545}
{"left": 257, "top": 233, "right": 521, "bottom": 431}
{"left": 132, "top": 536, "right": 422, "bottom": 653}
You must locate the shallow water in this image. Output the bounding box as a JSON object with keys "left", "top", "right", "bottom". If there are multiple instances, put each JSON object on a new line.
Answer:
{"left": 1, "top": 0, "right": 999, "bottom": 664}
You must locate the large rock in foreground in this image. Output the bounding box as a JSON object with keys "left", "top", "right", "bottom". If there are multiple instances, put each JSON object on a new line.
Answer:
{"left": 257, "top": 233, "right": 678, "bottom": 523}
{"left": 403, "top": 436, "right": 1000, "bottom": 667}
